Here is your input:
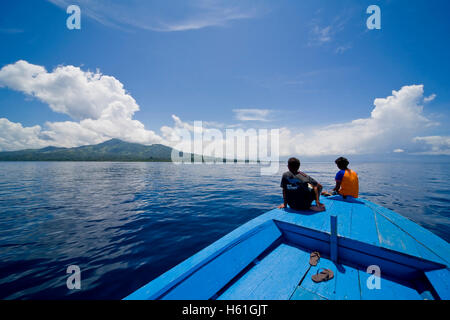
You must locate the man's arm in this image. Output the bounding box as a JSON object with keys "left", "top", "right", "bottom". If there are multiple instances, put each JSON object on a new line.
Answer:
{"left": 307, "top": 175, "right": 322, "bottom": 190}
{"left": 313, "top": 185, "right": 323, "bottom": 207}
{"left": 278, "top": 189, "right": 288, "bottom": 209}
{"left": 333, "top": 170, "right": 344, "bottom": 193}
{"left": 307, "top": 175, "right": 324, "bottom": 206}
{"left": 333, "top": 180, "right": 342, "bottom": 192}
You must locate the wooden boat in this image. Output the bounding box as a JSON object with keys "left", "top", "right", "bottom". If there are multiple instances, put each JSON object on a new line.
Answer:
{"left": 124, "top": 196, "right": 450, "bottom": 300}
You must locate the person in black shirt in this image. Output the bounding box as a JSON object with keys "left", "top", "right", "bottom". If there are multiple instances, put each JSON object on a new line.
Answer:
{"left": 278, "top": 157, "right": 325, "bottom": 211}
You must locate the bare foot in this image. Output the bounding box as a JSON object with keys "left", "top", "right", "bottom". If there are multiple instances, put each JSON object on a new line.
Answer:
{"left": 310, "top": 205, "right": 326, "bottom": 212}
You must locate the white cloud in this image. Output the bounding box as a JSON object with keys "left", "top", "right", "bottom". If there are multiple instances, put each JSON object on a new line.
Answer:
{"left": 424, "top": 93, "right": 436, "bottom": 103}
{"left": 48, "top": 0, "right": 261, "bottom": 32}
{"left": 0, "top": 61, "right": 448, "bottom": 157}
{"left": 158, "top": 85, "right": 448, "bottom": 158}
{"left": 233, "top": 109, "right": 271, "bottom": 121}
{"left": 0, "top": 60, "right": 138, "bottom": 121}
{"left": 0, "top": 118, "right": 47, "bottom": 151}
{"left": 276, "top": 85, "right": 444, "bottom": 156}
{"left": 0, "top": 61, "right": 162, "bottom": 150}
{"left": 412, "top": 136, "right": 450, "bottom": 155}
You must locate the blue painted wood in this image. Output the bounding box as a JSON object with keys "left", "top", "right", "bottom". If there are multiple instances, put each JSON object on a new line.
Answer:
{"left": 334, "top": 264, "right": 361, "bottom": 300}
{"left": 124, "top": 218, "right": 281, "bottom": 300}
{"left": 162, "top": 221, "right": 282, "bottom": 299}
{"left": 359, "top": 270, "right": 423, "bottom": 300}
{"left": 337, "top": 243, "right": 428, "bottom": 280}
{"left": 124, "top": 197, "right": 450, "bottom": 300}
{"left": 290, "top": 287, "right": 326, "bottom": 300}
{"left": 425, "top": 268, "right": 450, "bottom": 300}
{"left": 283, "top": 205, "right": 331, "bottom": 233}
{"left": 327, "top": 199, "right": 352, "bottom": 238}
{"left": 350, "top": 203, "right": 380, "bottom": 246}
{"left": 361, "top": 200, "right": 450, "bottom": 265}
{"left": 274, "top": 220, "right": 329, "bottom": 243}
{"left": 217, "top": 243, "right": 289, "bottom": 300}
{"left": 218, "top": 244, "right": 311, "bottom": 300}
{"left": 413, "top": 241, "right": 447, "bottom": 266}
{"left": 330, "top": 215, "right": 338, "bottom": 262}
{"left": 374, "top": 212, "right": 422, "bottom": 258}
{"left": 282, "top": 232, "right": 331, "bottom": 260}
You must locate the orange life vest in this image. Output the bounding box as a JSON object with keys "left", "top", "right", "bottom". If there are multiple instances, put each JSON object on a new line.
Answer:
{"left": 339, "top": 169, "right": 359, "bottom": 198}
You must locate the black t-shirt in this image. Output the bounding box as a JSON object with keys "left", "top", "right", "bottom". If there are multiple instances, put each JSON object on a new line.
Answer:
{"left": 280, "top": 171, "right": 318, "bottom": 210}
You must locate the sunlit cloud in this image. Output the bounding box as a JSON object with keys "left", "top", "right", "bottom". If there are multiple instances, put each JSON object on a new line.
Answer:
{"left": 0, "top": 61, "right": 448, "bottom": 156}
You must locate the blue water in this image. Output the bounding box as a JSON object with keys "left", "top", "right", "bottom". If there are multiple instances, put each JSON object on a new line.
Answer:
{"left": 0, "top": 161, "right": 449, "bottom": 299}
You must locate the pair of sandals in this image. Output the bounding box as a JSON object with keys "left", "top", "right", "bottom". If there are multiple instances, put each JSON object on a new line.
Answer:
{"left": 309, "top": 251, "right": 334, "bottom": 283}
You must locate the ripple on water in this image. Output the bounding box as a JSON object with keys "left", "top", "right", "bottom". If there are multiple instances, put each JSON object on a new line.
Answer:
{"left": 0, "top": 161, "right": 448, "bottom": 299}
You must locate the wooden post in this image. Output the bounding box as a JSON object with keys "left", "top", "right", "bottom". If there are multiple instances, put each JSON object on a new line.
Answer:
{"left": 330, "top": 215, "right": 338, "bottom": 263}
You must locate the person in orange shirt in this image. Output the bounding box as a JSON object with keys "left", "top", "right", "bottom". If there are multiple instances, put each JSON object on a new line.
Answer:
{"left": 333, "top": 157, "right": 359, "bottom": 199}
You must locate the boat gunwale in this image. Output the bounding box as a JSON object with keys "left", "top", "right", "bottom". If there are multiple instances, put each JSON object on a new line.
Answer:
{"left": 124, "top": 197, "right": 450, "bottom": 300}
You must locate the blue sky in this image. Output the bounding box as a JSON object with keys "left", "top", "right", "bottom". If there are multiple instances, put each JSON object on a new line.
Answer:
{"left": 0, "top": 0, "right": 449, "bottom": 156}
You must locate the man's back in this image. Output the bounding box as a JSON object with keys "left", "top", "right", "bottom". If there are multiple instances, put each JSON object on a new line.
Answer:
{"left": 280, "top": 171, "right": 317, "bottom": 210}
{"left": 336, "top": 169, "right": 359, "bottom": 198}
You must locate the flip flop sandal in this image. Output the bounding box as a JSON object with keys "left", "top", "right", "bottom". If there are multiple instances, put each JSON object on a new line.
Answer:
{"left": 309, "top": 251, "right": 320, "bottom": 266}
{"left": 312, "top": 268, "right": 334, "bottom": 283}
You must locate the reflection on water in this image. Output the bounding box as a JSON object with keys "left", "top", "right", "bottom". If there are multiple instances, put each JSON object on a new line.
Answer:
{"left": 0, "top": 161, "right": 448, "bottom": 299}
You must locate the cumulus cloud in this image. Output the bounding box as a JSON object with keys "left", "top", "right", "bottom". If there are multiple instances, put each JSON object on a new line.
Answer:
{"left": 0, "top": 119, "right": 47, "bottom": 151}
{"left": 0, "top": 60, "right": 138, "bottom": 120}
{"left": 0, "top": 60, "right": 448, "bottom": 157}
{"left": 0, "top": 60, "right": 162, "bottom": 150}
{"left": 277, "top": 85, "right": 440, "bottom": 156}
{"left": 157, "top": 84, "right": 449, "bottom": 159}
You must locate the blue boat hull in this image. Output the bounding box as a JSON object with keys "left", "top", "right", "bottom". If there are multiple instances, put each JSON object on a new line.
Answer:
{"left": 124, "top": 196, "right": 450, "bottom": 300}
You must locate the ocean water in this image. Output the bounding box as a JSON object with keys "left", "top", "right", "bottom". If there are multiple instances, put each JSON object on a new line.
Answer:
{"left": 0, "top": 161, "right": 449, "bottom": 299}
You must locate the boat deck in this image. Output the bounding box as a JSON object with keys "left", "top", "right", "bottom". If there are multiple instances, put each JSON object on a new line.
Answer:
{"left": 217, "top": 243, "right": 425, "bottom": 300}
{"left": 124, "top": 196, "right": 450, "bottom": 300}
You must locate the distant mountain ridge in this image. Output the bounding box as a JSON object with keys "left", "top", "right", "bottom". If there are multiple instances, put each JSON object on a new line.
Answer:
{"left": 0, "top": 139, "right": 181, "bottom": 161}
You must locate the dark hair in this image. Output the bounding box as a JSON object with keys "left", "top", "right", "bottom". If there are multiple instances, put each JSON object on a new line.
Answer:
{"left": 335, "top": 157, "right": 349, "bottom": 170}
{"left": 288, "top": 157, "right": 300, "bottom": 172}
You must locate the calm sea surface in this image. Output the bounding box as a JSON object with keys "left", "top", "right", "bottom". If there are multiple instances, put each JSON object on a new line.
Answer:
{"left": 0, "top": 161, "right": 449, "bottom": 299}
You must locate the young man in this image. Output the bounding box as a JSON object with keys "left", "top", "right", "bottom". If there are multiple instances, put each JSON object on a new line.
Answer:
{"left": 333, "top": 157, "right": 359, "bottom": 198}
{"left": 278, "top": 157, "right": 325, "bottom": 211}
